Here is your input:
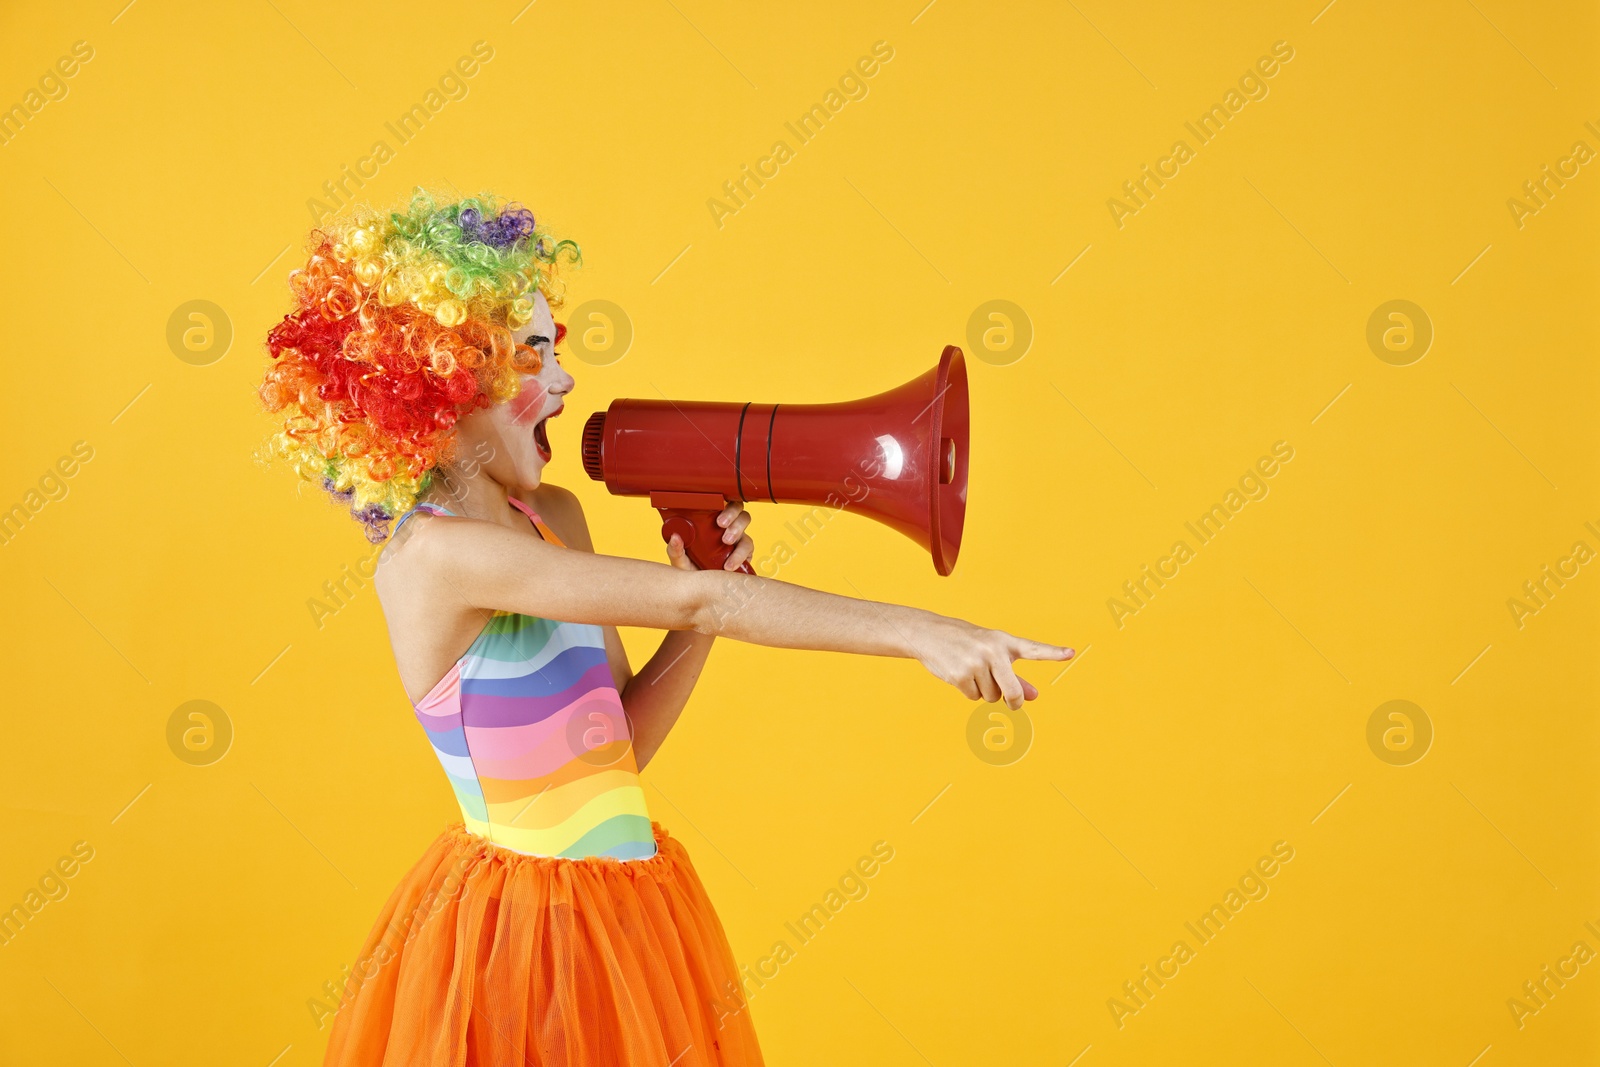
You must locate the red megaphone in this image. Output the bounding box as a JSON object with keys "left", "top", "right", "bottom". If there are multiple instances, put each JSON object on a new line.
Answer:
{"left": 581, "top": 345, "right": 969, "bottom": 575}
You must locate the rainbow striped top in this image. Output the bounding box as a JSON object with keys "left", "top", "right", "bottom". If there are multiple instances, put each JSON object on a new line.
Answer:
{"left": 393, "top": 498, "right": 657, "bottom": 860}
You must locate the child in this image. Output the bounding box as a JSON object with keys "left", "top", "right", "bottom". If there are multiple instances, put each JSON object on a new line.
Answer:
{"left": 259, "top": 188, "right": 1071, "bottom": 1066}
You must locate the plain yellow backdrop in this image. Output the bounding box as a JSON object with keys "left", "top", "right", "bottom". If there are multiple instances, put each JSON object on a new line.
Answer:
{"left": 1, "top": 1, "right": 1595, "bottom": 1064}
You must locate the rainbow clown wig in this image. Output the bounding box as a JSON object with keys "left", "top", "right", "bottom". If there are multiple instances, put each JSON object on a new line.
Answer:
{"left": 259, "top": 188, "right": 579, "bottom": 542}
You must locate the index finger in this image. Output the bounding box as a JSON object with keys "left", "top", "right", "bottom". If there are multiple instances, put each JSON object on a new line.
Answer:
{"left": 1009, "top": 636, "right": 1074, "bottom": 661}
{"left": 716, "top": 501, "right": 743, "bottom": 527}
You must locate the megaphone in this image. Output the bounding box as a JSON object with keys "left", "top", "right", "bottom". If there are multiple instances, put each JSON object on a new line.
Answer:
{"left": 581, "top": 345, "right": 969, "bottom": 575}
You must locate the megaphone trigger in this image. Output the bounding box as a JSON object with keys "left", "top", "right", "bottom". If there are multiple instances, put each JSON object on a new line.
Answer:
{"left": 652, "top": 490, "right": 754, "bottom": 574}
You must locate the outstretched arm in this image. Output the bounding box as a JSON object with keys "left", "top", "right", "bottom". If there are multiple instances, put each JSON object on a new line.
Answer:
{"left": 404, "top": 509, "right": 1073, "bottom": 712}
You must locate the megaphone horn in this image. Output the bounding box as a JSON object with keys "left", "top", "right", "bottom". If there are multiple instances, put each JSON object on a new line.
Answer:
{"left": 581, "top": 345, "right": 969, "bottom": 575}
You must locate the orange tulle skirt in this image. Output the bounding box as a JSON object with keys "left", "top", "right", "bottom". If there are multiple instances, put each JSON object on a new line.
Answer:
{"left": 321, "top": 822, "right": 764, "bottom": 1067}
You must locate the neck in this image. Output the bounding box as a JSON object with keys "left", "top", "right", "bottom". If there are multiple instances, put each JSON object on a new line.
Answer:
{"left": 424, "top": 465, "right": 524, "bottom": 529}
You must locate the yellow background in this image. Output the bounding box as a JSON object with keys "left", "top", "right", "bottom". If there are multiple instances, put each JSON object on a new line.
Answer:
{"left": 1, "top": 1, "right": 1595, "bottom": 1064}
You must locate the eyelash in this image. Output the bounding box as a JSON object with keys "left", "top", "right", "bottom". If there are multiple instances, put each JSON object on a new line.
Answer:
{"left": 519, "top": 336, "right": 560, "bottom": 365}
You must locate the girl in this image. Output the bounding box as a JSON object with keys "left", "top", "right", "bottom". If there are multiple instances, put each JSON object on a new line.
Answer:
{"left": 260, "top": 189, "right": 1070, "bottom": 1066}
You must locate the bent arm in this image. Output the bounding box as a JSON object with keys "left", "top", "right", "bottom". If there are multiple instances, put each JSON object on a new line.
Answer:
{"left": 622, "top": 629, "right": 713, "bottom": 770}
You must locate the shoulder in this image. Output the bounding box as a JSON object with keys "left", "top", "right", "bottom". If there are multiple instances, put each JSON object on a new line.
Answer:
{"left": 378, "top": 504, "right": 520, "bottom": 579}
{"left": 520, "top": 483, "right": 595, "bottom": 552}
{"left": 377, "top": 506, "right": 465, "bottom": 586}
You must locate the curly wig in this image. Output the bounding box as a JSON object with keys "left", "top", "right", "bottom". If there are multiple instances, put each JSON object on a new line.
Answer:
{"left": 259, "top": 187, "right": 580, "bottom": 541}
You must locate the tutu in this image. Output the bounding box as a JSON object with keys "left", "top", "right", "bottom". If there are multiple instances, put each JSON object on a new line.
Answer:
{"left": 321, "top": 822, "right": 764, "bottom": 1066}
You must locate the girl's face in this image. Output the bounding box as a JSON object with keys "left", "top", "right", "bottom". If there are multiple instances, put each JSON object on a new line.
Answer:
{"left": 454, "top": 290, "right": 576, "bottom": 493}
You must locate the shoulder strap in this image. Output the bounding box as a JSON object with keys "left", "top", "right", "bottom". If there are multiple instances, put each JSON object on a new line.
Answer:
{"left": 390, "top": 501, "right": 457, "bottom": 539}
{"left": 507, "top": 496, "right": 567, "bottom": 548}
{"left": 391, "top": 498, "right": 564, "bottom": 546}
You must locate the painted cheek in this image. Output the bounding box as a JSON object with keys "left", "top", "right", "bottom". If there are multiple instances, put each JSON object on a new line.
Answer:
{"left": 509, "top": 380, "right": 549, "bottom": 425}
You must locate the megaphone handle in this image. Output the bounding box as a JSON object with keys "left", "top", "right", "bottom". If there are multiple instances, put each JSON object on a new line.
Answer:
{"left": 652, "top": 492, "right": 754, "bottom": 575}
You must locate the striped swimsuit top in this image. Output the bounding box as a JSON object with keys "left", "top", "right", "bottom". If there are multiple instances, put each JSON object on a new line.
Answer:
{"left": 391, "top": 497, "right": 657, "bottom": 861}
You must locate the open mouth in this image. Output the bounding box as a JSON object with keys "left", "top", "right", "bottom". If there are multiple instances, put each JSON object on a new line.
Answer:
{"left": 533, "top": 405, "right": 562, "bottom": 461}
